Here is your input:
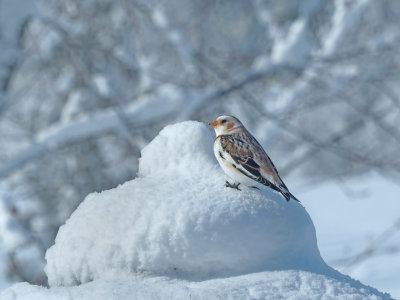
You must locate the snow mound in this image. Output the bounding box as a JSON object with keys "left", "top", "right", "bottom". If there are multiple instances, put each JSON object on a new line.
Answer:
{"left": 1, "top": 270, "right": 390, "bottom": 300}
{"left": 44, "top": 121, "right": 329, "bottom": 286}
{"left": 0, "top": 121, "right": 391, "bottom": 299}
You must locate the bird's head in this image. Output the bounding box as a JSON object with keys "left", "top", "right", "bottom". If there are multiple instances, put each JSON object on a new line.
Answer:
{"left": 209, "top": 115, "right": 243, "bottom": 136}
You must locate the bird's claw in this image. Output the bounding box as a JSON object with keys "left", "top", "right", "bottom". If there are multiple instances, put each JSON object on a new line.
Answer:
{"left": 225, "top": 181, "right": 241, "bottom": 190}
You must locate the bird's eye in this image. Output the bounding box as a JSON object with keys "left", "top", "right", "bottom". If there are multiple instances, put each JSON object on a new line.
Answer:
{"left": 221, "top": 119, "right": 227, "bottom": 124}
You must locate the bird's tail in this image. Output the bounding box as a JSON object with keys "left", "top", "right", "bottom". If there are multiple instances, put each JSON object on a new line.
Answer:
{"left": 280, "top": 190, "right": 300, "bottom": 202}
{"left": 289, "top": 192, "right": 300, "bottom": 202}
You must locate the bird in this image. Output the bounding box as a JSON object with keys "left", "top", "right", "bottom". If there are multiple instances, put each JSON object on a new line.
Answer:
{"left": 209, "top": 115, "right": 299, "bottom": 202}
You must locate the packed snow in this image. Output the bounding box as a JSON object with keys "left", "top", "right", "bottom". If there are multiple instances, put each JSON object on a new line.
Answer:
{"left": 0, "top": 271, "right": 389, "bottom": 300}
{"left": 0, "top": 121, "right": 392, "bottom": 299}
{"left": 45, "top": 121, "right": 328, "bottom": 285}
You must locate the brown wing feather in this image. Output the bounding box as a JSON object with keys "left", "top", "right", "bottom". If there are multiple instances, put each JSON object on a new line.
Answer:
{"left": 219, "top": 131, "right": 300, "bottom": 202}
{"left": 219, "top": 133, "right": 281, "bottom": 186}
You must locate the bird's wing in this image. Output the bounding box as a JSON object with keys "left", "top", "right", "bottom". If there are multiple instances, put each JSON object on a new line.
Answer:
{"left": 219, "top": 134, "right": 281, "bottom": 189}
{"left": 219, "top": 132, "right": 299, "bottom": 202}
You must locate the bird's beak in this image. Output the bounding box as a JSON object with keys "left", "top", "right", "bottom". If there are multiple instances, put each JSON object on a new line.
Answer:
{"left": 209, "top": 120, "right": 218, "bottom": 127}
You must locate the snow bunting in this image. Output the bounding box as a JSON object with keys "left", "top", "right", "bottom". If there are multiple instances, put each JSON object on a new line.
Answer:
{"left": 209, "top": 115, "right": 299, "bottom": 202}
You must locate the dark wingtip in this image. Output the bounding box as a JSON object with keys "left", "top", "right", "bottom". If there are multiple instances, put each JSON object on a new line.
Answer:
{"left": 281, "top": 191, "right": 300, "bottom": 202}
{"left": 290, "top": 193, "right": 300, "bottom": 203}
{"left": 281, "top": 192, "right": 291, "bottom": 202}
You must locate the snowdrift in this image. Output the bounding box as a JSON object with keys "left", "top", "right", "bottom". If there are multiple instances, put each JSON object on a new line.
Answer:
{"left": 1, "top": 271, "right": 390, "bottom": 300}
{"left": 0, "top": 121, "right": 391, "bottom": 299}
{"left": 45, "top": 121, "right": 328, "bottom": 285}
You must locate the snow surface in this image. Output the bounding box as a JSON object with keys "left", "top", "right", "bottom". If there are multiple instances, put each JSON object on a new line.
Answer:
{"left": 0, "top": 121, "right": 392, "bottom": 299}
{"left": 44, "top": 121, "right": 328, "bottom": 285}
{"left": 0, "top": 270, "right": 389, "bottom": 300}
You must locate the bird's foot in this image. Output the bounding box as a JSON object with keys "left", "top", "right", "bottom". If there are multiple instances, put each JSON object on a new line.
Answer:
{"left": 225, "top": 181, "right": 241, "bottom": 190}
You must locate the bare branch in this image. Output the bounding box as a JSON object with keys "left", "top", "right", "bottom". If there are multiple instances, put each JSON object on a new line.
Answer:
{"left": 333, "top": 217, "right": 400, "bottom": 270}
{"left": 0, "top": 97, "right": 184, "bottom": 179}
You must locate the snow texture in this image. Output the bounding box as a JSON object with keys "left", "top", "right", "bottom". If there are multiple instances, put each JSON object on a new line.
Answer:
{"left": 44, "top": 121, "right": 328, "bottom": 285}
{"left": 0, "top": 271, "right": 389, "bottom": 300}
{"left": 0, "top": 121, "right": 391, "bottom": 299}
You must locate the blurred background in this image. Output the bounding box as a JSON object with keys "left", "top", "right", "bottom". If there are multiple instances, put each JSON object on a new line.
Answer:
{"left": 0, "top": 0, "right": 399, "bottom": 297}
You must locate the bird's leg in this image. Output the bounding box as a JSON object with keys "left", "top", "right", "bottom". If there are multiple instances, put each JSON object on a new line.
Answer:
{"left": 225, "top": 180, "right": 241, "bottom": 190}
